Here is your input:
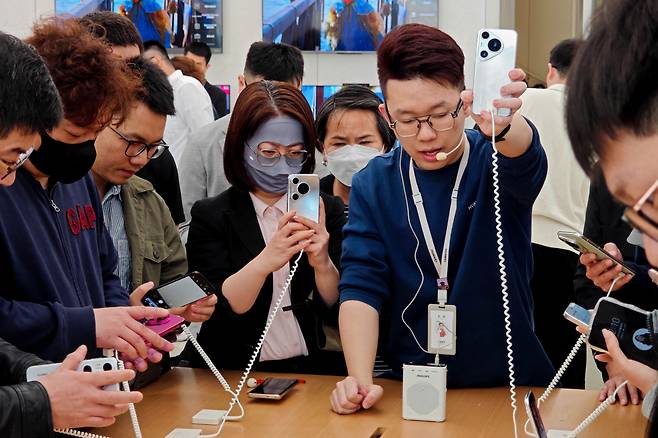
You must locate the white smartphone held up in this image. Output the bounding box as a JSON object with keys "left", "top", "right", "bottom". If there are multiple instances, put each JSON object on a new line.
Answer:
{"left": 287, "top": 174, "right": 320, "bottom": 223}
{"left": 472, "top": 29, "right": 518, "bottom": 117}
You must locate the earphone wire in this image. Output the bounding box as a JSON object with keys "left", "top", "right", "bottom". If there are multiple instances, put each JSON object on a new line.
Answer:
{"left": 399, "top": 147, "right": 433, "bottom": 355}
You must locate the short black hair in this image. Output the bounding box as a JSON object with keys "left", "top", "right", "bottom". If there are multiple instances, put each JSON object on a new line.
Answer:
{"left": 184, "top": 41, "right": 211, "bottom": 64}
{"left": 81, "top": 11, "right": 143, "bottom": 51}
{"left": 0, "top": 32, "right": 63, "bottom": 138}
{"left": 566, "top": 0, "right": 658, "bottom": 176}
{"left": 316, "top": 85, "right": 396, "bottom": 152}
{"left": 143, "top": 40, "right": 172, "bottom": 66}
{"left": 127, "top": 57, "right": 175, "bottom": 116}
{"left": 548, "top": 39, "right": 581, "bottom": 76}
{"left": 244, "top": 41, "right": 304, "bottom": 84}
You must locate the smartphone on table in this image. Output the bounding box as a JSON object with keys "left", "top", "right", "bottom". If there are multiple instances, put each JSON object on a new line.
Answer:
{"left": 288, "top": 174, "right": 320, "bottom": 222}
{"left": 588, "top": 297, "right": 656, "bottom": 368}
{"left": 141, "top": 271, "right": 215, "bottom": 309}
{"left": 557, "top": 231, "right": 635, "bottom": 276}
{"left": 248, "top": 377, "right": 298, "bottom": 400}
{"left": 472, "top": 29, "right": 518, "bottom": 117}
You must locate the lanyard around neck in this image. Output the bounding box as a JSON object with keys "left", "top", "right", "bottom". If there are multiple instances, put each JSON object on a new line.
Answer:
{"left": 408, "top": 134, "right": 470, "bottom": 293}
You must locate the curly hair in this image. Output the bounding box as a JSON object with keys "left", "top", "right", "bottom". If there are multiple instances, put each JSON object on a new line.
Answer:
{"left": 25, "top": 17, "right": 140, "bottom": 128}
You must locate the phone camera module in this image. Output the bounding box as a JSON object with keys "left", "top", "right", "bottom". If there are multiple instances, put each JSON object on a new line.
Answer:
{"left": 292, "top": 177, "right": 300, "bottom": 184}
{"left": 480, "top": 50, "right": 488, "bottom": 58}
{"left": 83, "top": 365, "right": 92, "bottom": 372}
{"left": 292, "top": 193, "right": 299, "bottom": 200}
{"left": 488, "top": 38, "right": 502, "bottom": 52}
{"left": 482, "top": 31, "right": 490, "bottom": 39}
{"left": 297, "top": 182, "right": 310, "bottom": 195}
{"left": 103, "top": 362, "right": 113, "bottom": 371}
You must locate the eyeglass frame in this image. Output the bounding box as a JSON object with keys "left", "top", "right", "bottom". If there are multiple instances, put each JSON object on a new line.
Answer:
{"left": 387, "top": 98, "right": 464, "bottom": 138}
{"left": 623, "top": 178, "right": 658, "bottom": 241}
{"left": 246, "top": 141, "right": 309, "bottom": 167}
{"left": 109, "top": 126, "right": 168, "bottom": 160}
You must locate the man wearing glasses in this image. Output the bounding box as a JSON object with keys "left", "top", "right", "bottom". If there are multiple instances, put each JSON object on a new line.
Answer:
{"left": 331, "top": 24, "right": 554, "bottom": 414}
{"left": 91, "top": 58, "right": 216, "bottom": 326}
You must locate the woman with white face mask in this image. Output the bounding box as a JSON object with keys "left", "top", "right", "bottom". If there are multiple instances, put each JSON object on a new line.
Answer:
{"left": 316, "top": 85, "right": 396, "bottom": 215}
{"left": 183, "top": 81, "right": 347, "bottom": 375}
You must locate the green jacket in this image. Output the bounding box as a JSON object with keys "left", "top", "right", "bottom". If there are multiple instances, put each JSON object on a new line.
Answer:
{"left": 122, "top": 176, "right": 188, "bottom": 288}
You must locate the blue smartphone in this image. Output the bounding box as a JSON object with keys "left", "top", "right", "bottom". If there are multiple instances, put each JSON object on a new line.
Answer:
{"left": 564, "top": 302, "right": 592, "bottom": 328}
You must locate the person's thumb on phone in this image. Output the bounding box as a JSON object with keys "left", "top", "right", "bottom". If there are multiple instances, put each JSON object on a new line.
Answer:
{"left": 129, "top": 281, "right": 155, "bottom": 306}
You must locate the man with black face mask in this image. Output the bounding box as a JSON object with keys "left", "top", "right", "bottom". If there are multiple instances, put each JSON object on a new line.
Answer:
{"left": 0, "top": 18, "right": 174, "bottom": 369}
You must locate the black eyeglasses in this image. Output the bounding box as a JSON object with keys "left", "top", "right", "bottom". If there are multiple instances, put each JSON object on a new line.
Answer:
{"left": 623, "top": 179, "right": 658, "bottom": 241}
{"left": 389, "top": 99, "right": 464, "bottom": 138}
{"left": 109, "top": 126, "right": 168, "bottom": 160}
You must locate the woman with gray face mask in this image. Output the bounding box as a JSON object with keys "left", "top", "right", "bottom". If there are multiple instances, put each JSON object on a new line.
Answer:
{"left": 183, "top": 81, "right": 347, "bottom": 375}
{"left": 316, "top": 85, "right": 397, "bottom": 216}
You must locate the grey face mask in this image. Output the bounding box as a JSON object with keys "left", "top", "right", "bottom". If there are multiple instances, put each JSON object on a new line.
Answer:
{"left": 244, "top": 116, "right": 306, "bottom": 194}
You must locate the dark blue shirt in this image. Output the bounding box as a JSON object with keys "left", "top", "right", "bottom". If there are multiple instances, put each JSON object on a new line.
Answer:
{"left": 340, "top": 125, "right": 555, "bottom": 387}
{"left": 0, "top": 169, "right": 127, "bottom": 362}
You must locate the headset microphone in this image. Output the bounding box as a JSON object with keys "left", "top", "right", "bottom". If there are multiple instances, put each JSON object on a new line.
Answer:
{"left": 435, "top": 134, "right": 466, "bottom": 161}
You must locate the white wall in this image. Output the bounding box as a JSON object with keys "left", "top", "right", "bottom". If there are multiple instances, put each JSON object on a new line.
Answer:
{"left": 1, "top": 0, "right": 501, "bottom": 105}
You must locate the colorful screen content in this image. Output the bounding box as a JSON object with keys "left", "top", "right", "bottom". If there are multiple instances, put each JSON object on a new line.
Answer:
{"left": 56, "top": 0, "right": 223, "bottom": 51}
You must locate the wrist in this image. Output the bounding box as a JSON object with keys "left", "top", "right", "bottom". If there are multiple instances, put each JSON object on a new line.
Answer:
{"left": 313, "top": 256, "right": 335, "bottom": 273}
{"left": 253, "top": 253, "right": 275, "bottom": 276}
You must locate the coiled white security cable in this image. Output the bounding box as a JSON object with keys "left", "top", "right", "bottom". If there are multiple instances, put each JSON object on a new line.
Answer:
{"left": 489, "top": 111, "right": 519, "bottom": 438}
{"left": 200, "top": 251, "right": 305, "bottom": 438}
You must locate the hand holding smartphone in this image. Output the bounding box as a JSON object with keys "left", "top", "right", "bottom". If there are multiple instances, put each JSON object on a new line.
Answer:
{"left": 141, "top": 271, "right": 215, "bottom": 310}
{"left": 557, "top": 231, "right": 635, "bottom": 276}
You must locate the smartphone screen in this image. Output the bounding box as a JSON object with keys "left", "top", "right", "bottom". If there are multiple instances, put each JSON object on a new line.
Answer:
{"left": 249, "top": 378, "right": 297, "bottom": 395}
{"left": 589, "top": 299, "right": 655, "bottom": 368}
{"left": 142, "top": 272, "right": 214, "bottom": 309}
{"left": 524, "top": 391, "right": 547, "bottom": 438}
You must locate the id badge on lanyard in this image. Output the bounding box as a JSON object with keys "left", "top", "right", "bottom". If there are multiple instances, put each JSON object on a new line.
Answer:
{"left": 408, "top": 138, "right": 469, "bottom": 357}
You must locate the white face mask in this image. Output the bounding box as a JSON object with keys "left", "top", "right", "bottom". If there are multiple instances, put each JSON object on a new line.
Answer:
{"left": 325, "top": 144, "right": 383, "bottom": 187}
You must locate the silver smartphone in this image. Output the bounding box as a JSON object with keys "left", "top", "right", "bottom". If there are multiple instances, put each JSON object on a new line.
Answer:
{"left": 287, "top": 174, "right": 320, "bottom": 223}
{"left": 472, "top": 29, "right": 518, "bottom": 117}
{"left": 557, "top": 231, "right": 635, "bottom": 276}
{"left": 564, "top": 302, "right": 592, "bottom": 328}
{"left": 524, "top": 391, "right": 548, "bottom": 438}
{"left": 248, "top": 378, "right": 298, "bottom": 400}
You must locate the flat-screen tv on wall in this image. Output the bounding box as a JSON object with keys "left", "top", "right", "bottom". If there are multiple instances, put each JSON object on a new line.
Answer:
{"left": 301, "top": 84, "right": 383, "bottom": 116}
{"left": 55, "top": 0, "right": 223, "bottom": 52}
{"left": 262, "top": 0, "right": 438, "bottom": 52}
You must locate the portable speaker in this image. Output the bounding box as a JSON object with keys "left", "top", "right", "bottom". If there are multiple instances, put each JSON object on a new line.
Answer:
{"left": 402, "top": 363, "right": 447, "bottom": 422}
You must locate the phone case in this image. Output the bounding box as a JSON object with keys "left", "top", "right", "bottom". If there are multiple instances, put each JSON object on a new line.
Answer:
{"left": 472, "top": 29, "right": 517, "bottom": 117}
{"left": 145, "top": 315, "right": 186, "bottom": 337}
{"left": 287, "top": 174, "right": 320, "bottom": 223}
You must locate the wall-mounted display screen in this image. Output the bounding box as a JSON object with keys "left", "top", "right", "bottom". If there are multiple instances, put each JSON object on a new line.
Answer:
{"left": 263, "top": 0, "right": 438, "bottom": 52}
{"left": 301, "top": 84, "right": 383, "bottom": 116}
{"left": 56, "top": 0, "right": 223, "bottom": 51}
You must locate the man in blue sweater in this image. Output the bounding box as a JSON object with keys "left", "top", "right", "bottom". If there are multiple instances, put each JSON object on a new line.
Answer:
{"left": 0, "top": 18, "right": 172, "bottom": 368}
{"left": 330, "top": 24, "right": 554, "bottom": 414}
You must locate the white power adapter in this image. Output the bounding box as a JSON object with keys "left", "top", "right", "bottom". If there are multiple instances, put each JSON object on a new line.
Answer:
{"left": 192, "top": 409, "right": 228, "bottom": 425}
{"left": 164, "top": 428, "right": 201, "bottom": 438}
{"left": 402, "top": 363, "right": 447, "bottom": 422}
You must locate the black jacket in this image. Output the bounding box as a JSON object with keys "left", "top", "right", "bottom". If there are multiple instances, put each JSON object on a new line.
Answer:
{"left": 0, "top": 338, "right": 54, "bottom": 437}
{"left": 574, "top": 170, "right": 656, "bottom": 311}
{"left": 183, "top": 187, "right": 345, "bottom": 370}
{"left": 204, "top": 82, "right": 229, "bottom": 120}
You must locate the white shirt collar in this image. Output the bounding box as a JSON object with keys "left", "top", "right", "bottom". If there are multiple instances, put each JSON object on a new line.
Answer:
{"left": 249, "top": 193, "right": 287, "bottom": 219}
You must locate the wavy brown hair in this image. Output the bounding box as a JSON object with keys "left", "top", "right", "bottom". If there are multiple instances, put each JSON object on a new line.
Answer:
{"left": 26, "top": 17, "right": 139, "bottom": 128}
{"left": 224, "top": 81, "right": 316, "bottom": 192}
